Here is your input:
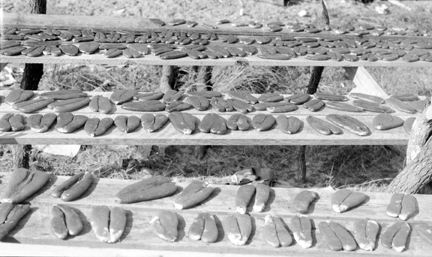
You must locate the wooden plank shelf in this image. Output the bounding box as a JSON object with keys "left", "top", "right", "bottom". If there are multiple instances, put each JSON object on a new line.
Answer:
{"left": 0, "top": 91, "right": 419, "bottom": 145}
{"left": 0, "top": 173, "right": 431, "bottom": 256}
{"left": 2, "top": 13, "right": 432, "bottom": 68}
{"left": 0, "top": 115, "right": 413, "bottom": 146}
{"left": 2, "top": 54, "right": 432, "bottom": 68}
{"left": 4, "top": 13, "right": 432, "bottom": 40}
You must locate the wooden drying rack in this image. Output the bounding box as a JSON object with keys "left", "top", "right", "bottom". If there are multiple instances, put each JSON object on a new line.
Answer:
{"left": 1, "top": 12, "right": 432, "bottom": 256}
{"left": 2, "top": 13, "right": 432, "bottom": 68}
{"left": 1, "top": 172, "right": 432, "bottom": 257}
{"left": 1, "top": 14, "right": 429, "bottom": 146}
{"left": 0, "top": 90, "right": 420, "bottom": 146}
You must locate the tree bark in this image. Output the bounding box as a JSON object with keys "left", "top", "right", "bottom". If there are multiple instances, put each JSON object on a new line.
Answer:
{"left": 21, "top": 0, "right": 46, "bottom": 90}
{"left": 307, "top": 67, "right": 324, "bottom": 94}
{"left": 159, "top": 65, "right": 177, "bottom": 93}
{"left": 386, "top": 137, "right": 432, "bottom": 193}
{"left": 307, "top": 0, "right": 329, "bottom": 95}
{"left": 14, "top": 0, "right": 47, "bottom": 170}
{"left": 406, "top": 111, "right": 432, "bottom": 167}
{"left": 21, "top": 64, "right": 44, "bottom": 90}
{"left": 387, "top": 104, "right": 432, "bottom": 194}
{"left": 296, "top": 145, "right": 307, "bottom": 182}
{"left": 30, "top": 0, "right": 47, "bottom": 13}
{"left": 12, "top": 140, "right": 32, "bottom": 170}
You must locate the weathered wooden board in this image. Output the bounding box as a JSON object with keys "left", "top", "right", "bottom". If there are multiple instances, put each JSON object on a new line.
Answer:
{"left": 0, "top": 91, "right": 421, "bottom": 117}
{"left": 2, "top": 14, "right": 432, "bottom": 68}
{"left": 0, "top": 173, "right": 431, "bottom": 256}
{"left": 3, "top": 13, "right": 431, "bottom": 40}
{"left": 0, "top": 91, "right": 420, "bottom": 145}
{"left": 0, "top": 116, "right": 413, "bottom": 145}
{"left": 2, "top": 52, "right": 432, "bottom": 68}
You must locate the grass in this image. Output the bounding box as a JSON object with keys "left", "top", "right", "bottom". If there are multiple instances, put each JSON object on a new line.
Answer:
{"left": 1, "top": 0, "right": 432, "bottom": 192}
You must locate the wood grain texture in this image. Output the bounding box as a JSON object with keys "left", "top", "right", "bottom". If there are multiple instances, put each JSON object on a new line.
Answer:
{"left": 0, "top": 91, "right": 420, "bottom": 145}
{"left": 0, "top": 173, "right": 431, "bottom": 256}
{"left": 3, "top": 14, "right": 432, "bottom": 68}
{"left": 0, "top": 91, "right": 422, "bottom": 117}
{"left": 2, "top": 53, "right": 432, "bottom": 68}
{"left": 4, "top": 13, "right": 432, "bottom": 41}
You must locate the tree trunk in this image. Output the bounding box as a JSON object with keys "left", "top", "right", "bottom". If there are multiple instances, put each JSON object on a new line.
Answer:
{"left": 406, "top": 111, "right": 432, "bottom": 167}
{"left": 21, "top": 0, "right": 46, "bottom": 90}
{"left": 12, "top": 140, "right": 32, "bottom": 170}
{"left": 387, "top": 104, "right": 432, "bottom": 194}
{"left": 307, "top": 67, "right": 324, "bottom": 94}
{"left": 30, "top": 0, "right": 47, "bottom": 13}
{"left": 386, "top": 137, "right": 432, "bottom": 193}
{"left": 159, "top": 65, "right": 177, "bottom": 93}
{"left": 307, "top": 0, "right": 329, "bottom": 95}
{"left": 296, "top": 145, "right": 307, "bottom": 182}
{"left": 14, "top": 0, "right": 47, "bottom": 170}
{"left": 21, "top": 64, "right": 44, "bottom": 90}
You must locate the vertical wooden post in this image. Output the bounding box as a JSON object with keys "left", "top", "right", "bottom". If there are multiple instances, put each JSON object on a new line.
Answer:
{"left": 193, "top": 66, "right": 213, "bottom": 159}
{"left": 157, "top": 65, "right": 179, "bottom": 156}
{"left": 21, "top": 0, "right": 46, "bottom": 90}
{"left": 21, "top": 65, "right": 44, "bottom": 91}
{"left": 297, "top": 0, "right": 330, "bottom": 182}
{"left": 296, "top": 145, "right": 307, "bottom": 182}
{"left": 307, "top": 67, "right": 324, "bottom": 94}
{"left": 308, "top": 0, "right": 329, "bottom": 95}
{"left": 13, "top": 0, "right": 47, "bottom": 170}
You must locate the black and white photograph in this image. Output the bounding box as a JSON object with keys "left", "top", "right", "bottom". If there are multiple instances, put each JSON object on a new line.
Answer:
{"left": 0, "top": 0, "right": 431, "bottom": 256}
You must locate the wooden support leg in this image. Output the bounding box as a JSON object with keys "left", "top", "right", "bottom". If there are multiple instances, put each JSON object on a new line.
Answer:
{"left": 30, "top": 0, "right": 46, "bottom": 13}
{"left": 307, "top": 66, "right": 324, "bottom": 94}
{"left": 296, "top": 145, "right": 307, "bottom": 183}
{"left": 297, "top": 66, "right": 324, "bottom": 181}
{"left": 299, "top": 66, "right": 323, "bottom": 178}
{"left": 16, "top": 60, "right": 44, "bottom": 171}
{"left": 13, "top": 0, "right": 47, "bottom": 170}
{"left": 156, "top": 65, "right": 179, "bottom": 156}
{"left": 21, "top": 64, "right": 43, "bottom": 90}
{"left": 293, "top": 0, "right": 330, "bottom": 183}
{"left": 193, "top": 66, "right": 213, "bottom": 159}
{"left": 21, "top": 0, "right": 46, "bottom": 91}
